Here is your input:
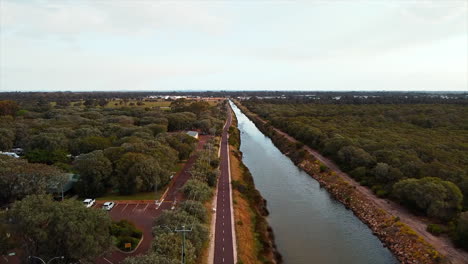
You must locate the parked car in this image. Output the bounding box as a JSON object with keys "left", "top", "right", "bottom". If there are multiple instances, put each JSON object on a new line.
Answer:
{"left": 102, "top": 201, "right": 115, "bottom": 211}
{"left": 83, "top": 199, "right": 95, "bottom": 208}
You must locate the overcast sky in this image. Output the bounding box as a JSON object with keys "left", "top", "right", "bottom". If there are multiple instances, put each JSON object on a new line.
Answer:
{"left": 0, "top": 0, "right": 466, "bottom": 92}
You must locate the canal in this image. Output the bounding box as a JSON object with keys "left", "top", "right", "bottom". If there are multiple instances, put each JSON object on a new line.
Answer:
{"left": 230, "top": 101, "right": 398, "bottom": 264}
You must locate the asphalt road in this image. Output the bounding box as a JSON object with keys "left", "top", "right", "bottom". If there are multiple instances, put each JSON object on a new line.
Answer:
{"left": 213, "top": 105, "right": 235, "bottom": 264}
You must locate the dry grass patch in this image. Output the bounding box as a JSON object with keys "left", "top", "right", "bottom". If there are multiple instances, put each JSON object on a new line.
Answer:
{"left": 230, "top": 146, "right": 261, "bottom": 264}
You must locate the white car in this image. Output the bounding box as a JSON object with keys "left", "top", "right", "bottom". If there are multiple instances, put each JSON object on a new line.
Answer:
{"left": 83, "top": 199, "right": 95, "bottom": 208}
{"left": 102, "top": 202, "right": 115, "bottom": 211}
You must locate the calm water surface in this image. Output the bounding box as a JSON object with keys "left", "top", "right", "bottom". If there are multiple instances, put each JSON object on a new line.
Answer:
{"left": 230, "top": 101, "right": 398, "bottom": 264}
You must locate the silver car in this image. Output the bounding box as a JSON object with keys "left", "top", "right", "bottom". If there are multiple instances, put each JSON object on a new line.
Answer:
{"left": 102, "top": 201, "right": 115, "bottom": 211}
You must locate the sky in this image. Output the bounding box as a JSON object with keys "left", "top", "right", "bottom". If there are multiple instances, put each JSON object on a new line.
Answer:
{"left": 0, "top": 0, "right": 467, "bottom": 92}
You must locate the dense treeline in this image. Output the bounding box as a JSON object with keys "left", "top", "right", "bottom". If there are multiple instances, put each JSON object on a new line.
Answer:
{"left": 123, "top": 138, "right": 220, "bottom": 264}
{"left": 0, "top": 97, "right": 225, "bottom": 204}
{"left": 2, "top": 195, "right": 112, "bottom": 262}
{"left": 242, "top": 99, "right": 468, "bottom": 249}
{"left": 1, "top": 91, "right": 466, "bottom": 108}
{"left": 0, "top": 95, "right": 227, "bottom": 261}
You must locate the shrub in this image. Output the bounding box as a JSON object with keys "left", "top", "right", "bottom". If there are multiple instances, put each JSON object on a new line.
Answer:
{"left": 110, "top": 220, "right": 142, "bottom": 251}
{"left": 426, "top": 224, "right": 444, "bottom": 236}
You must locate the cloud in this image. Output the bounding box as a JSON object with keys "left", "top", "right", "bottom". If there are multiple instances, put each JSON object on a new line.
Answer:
{"left": 0, "top": 0, "right": 466, "bottom": 91}
{"left": 1, "top": 0, "right": 228, "bottom": 38}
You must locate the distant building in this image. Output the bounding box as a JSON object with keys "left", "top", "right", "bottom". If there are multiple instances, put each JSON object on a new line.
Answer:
{"left": 0, "top": 152, "right": 20, "bottom": 158}
{"left": 186, "top": 131, "right": 199, "bottom": 139}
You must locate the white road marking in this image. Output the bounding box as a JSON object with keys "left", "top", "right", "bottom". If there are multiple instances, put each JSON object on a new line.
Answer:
{"left": 121, "top": 203, "right": 129, "bottom": 212}
{"left": 103, "top": 257, "right": 114, "bottom": 264}
{"left": 143, "top": 203, "right": 149, "bottom": 212}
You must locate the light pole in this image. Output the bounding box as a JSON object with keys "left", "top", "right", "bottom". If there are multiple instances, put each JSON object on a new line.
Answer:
{"left": 157, "top": 225, "right": 192, "bottom": 264}
{"left": 175, "top": 225, "right": 192, "bottom": 264}
{"left": 28, "top": 256, "right": 64, "bottom": 264}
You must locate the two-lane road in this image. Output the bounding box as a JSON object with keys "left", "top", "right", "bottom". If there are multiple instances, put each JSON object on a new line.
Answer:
{"left": 213, "top": 102, "right": 236, "bottom": 264}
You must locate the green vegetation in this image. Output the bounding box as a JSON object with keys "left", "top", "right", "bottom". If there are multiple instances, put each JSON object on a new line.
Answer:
{"left": 243, "top": 99, "right": 468, "bottom": 249}
{"left": 7, "top": 195, "right": 112, "bottom": 263}
{"left": 124, "top": 137, "right": 221, "bottom": 264}
{"left": 0, "top": 156, "right": 67, "bottom": 204}
{"left": 426, "top": 224, "right": 444, "bottom": 236}
{"left": 110, "top": 220, "right": 143, "bottom": 251}
{"left": 0, "top": 96, "right": 225, "bottom": 204}
{"left": 453, "top": 212, "right": 468, "bottom": 250}
{"left": 0, "top": 93, "right": 227, "bottom": 261}
{"left": 96, "top": 191, "right": 163, "bottom": 201}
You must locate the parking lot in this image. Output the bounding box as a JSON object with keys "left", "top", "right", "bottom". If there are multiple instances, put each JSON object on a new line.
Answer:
{"left": 94, "top": 200, "right": 165, "bottom": 264}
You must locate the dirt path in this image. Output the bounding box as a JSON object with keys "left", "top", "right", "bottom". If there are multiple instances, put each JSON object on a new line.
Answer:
{"left": 236, "top": 101, "right": 468, "bottom": 264}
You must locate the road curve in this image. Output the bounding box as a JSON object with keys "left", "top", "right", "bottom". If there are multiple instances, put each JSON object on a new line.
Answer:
{"left": 213, "top": 102, "right": 235, "bottom": 264}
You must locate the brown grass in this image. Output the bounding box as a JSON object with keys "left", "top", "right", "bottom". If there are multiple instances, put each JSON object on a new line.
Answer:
{"left": 230, "top": 146, "right": 261, "bottom": 264}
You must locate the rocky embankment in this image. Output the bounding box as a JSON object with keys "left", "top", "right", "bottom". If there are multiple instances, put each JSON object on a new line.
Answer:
{"left": 234, "top": 100, "right": 444, "bottom": 264}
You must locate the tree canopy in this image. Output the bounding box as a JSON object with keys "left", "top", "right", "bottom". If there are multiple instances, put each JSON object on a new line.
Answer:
{"left": 7, "top": 195, "right": 112, "bottom": 262}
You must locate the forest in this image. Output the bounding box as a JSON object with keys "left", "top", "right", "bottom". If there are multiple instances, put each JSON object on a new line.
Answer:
{"left": 242, "top": 98, "right": 468, "bottom": 249}
{"left": 0, "top": 94, "right": 226, "bottom": 262}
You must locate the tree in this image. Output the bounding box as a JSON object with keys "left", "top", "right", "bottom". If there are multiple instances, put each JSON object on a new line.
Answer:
{"left": 116, "top": 152, "right": 161, "bottom": 194}
{"left": 29, "top": 133, "right": 68, "bottom": 153}
{"left": 129, "top": 155, "right": 161, "bottom": 192}
{"left": 181, "top": 179, "right": 212, "bottom": 202}
{"left": 7, "top": 195, "right": 112, "bottom": 263}
{"left": 453, "top": 212, "right": 468, "bottom": 250}
{"left": 337, "top": 146, "right": 375, "bottom": 169}
{"left": 179, "top": 200, "right": 208, "bottom": 223}
{"left": 70, "top": 136, "right": 113, "bottom": 155}
{"left": 0, "top": 100, "right": 19, "bottom": 116}
{"left": 74, "top": 150, "right": 113, "bottom": 197}
{"left": 0, "top": 212, "right": 15, "bottom": 255}
{"left": 146, "top": 124, "right": 168, "bottom": 136}
{"left": 393, "top": 177, "right": 463, "bottom": 220}
{"left": 123, "top": 253, "right": 178, "bottom": 264}
{"left": 0, "top": 156, "right": 66, "bottom": 204}
{"left": 25, "top": 149, "right": 69, "bottom": 165}
{"left": 152, "top": 232, "right": 196, "bottom": 264}
{"left": 0, "top": 128, "right": 14, "bottom": 151}
{"left": 167, "top": 112, "right": 196, "bottom": 131}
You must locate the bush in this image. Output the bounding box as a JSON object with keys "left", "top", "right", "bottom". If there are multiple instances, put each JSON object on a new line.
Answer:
{"left": 426, "top": 224, "right": 444, "bottom": 236}
{"left": 452, "top": 212, "right": 468, "bottom": 250}
{"left": 110, "top": 220, "right": 142, "bottom": 251}
{"left": 182, "top": 179, "right": 212, "bottom": 202}
{"left": 319, "top": 163, "right": 328, "bottom": 172}
{"left": 393, "top": 177, "right": 463, "bottom": 221}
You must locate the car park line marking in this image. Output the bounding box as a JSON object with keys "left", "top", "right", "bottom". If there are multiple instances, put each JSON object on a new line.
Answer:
{"left": 132, "top": 203, "right": 140, "bottom": 212}
{"left": 121, "top": 203, "right": 129, "bottom": 212}
{"left": 143, "top": 203, "right": 149, "bottom": 212}
{"left": 103, "top": 257, "right": 113, "bottom": 264}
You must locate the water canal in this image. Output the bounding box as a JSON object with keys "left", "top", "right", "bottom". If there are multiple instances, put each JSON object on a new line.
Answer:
{"left": 230, "top": 101, "right": 398, "bottom": 264}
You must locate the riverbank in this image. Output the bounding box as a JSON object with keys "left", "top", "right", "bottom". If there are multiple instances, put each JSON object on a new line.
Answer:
{"left": 228, "top": 107, "right": 281, "bottom": 264}
{"left": 233, "top": 100, "right": 448, "bottom": 264}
